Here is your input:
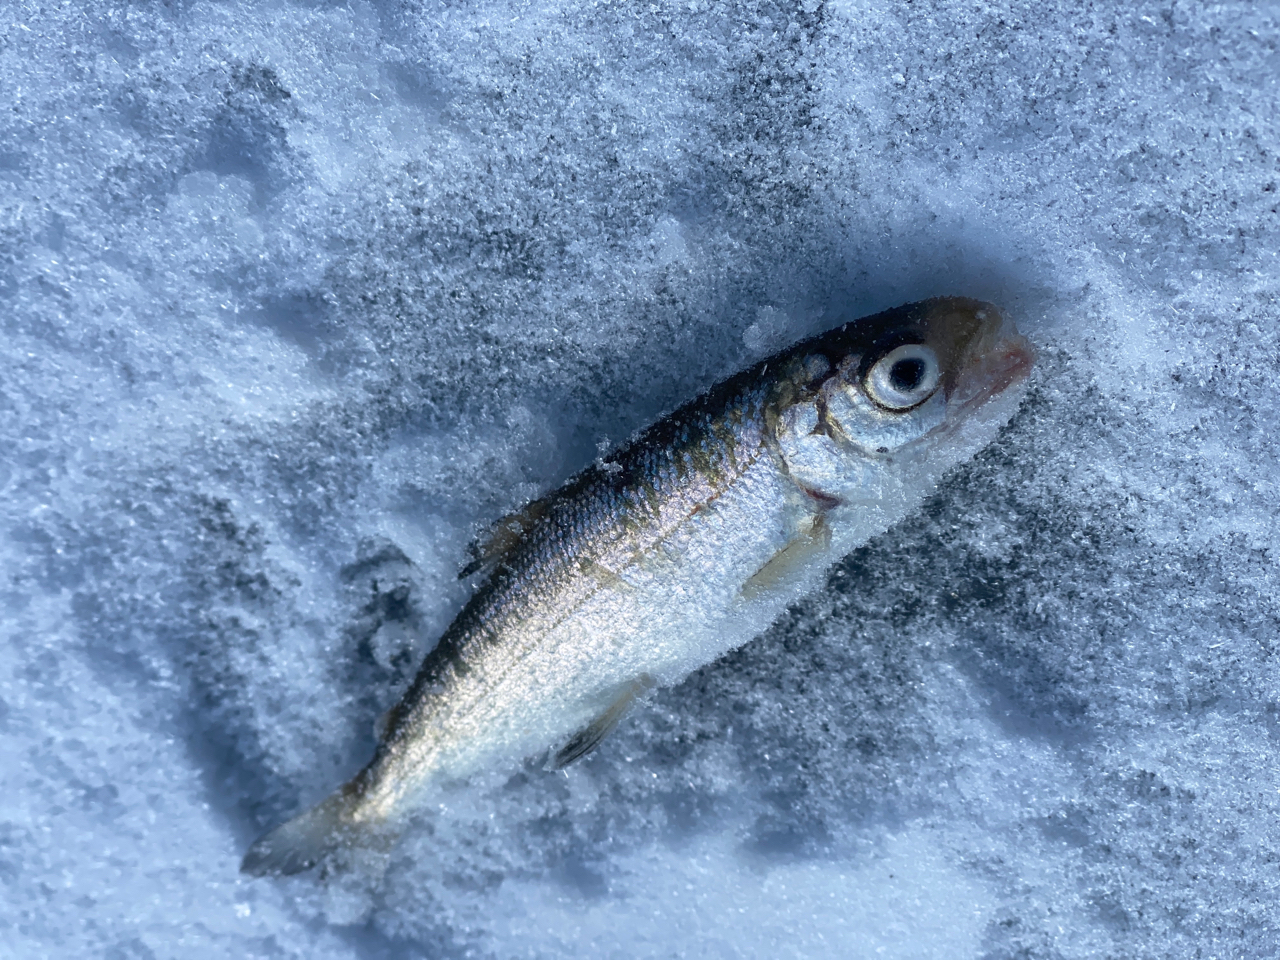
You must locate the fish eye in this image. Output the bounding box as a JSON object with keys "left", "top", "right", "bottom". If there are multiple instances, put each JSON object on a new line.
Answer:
{"left": 863, "top": 343, "right": 940, "bottom": 411}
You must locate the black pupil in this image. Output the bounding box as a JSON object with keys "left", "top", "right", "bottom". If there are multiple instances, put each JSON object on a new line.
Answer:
{"left": 889, "top": 357, "right": 926, "bottom": 392}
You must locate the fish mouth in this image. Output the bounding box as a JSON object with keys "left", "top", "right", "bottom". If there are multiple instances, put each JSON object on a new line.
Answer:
{"left": 949, "top": 331, "right": 1036, "bottom": 412}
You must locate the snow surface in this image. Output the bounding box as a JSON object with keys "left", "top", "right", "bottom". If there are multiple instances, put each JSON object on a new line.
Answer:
{"left": 2, "top": 0, "right": 1278, "bottom": 956}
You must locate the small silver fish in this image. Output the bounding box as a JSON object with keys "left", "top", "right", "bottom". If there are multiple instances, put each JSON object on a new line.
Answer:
{"left": 242, "top": 297, "right": 1034, "bottom": 876}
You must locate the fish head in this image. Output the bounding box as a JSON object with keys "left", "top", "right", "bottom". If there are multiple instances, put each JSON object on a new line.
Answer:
{"left": 770, "top": 297, "right": 1035, "bottom": 509}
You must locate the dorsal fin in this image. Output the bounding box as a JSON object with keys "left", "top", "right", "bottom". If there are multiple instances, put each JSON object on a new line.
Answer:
{"left": 373, "top": 703, "right": 395, "bottom": 742}
{"left": 458, "top": 496, "right": 555, "bottom": 579}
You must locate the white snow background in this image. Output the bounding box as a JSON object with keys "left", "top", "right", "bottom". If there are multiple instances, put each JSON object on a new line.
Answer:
{"left": 2, "top": 0, "right": 1278, "bottom": 957}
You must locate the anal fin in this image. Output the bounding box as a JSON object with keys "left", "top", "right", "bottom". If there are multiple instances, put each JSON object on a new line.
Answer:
{"left": 551, "top": 674, "right": 655, "bottom": 769}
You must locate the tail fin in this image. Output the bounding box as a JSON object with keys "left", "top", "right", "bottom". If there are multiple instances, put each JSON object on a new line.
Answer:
{"left": 241, "top": 782, "right": 371, "bottom": 877}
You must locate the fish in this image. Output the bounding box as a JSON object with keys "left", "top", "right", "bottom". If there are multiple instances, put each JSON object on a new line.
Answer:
{"left": 241, "top": 296, "right": 1034, "bottom": 876}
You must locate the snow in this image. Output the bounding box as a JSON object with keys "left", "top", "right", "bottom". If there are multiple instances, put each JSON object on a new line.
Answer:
{"left": 2, "top": 0, "right": 1278, "bottom": 956}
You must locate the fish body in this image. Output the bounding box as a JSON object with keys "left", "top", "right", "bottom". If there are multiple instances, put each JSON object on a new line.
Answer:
{"left": 243, "top": 297, "right": 1034, "bottom": 876}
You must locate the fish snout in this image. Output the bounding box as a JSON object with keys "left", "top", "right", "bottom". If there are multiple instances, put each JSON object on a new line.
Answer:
{"left": 951, "top": 330, "right": 1036, "bottom": 411}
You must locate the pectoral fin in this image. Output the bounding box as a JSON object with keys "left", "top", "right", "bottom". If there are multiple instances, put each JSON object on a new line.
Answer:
{"left": 578, "top": 557, "right": 634, "bottom": 594}
{"left": 741, "top": 513, "right": 832, "bottom": 602}
{"left": 551, "top": 675, "right": 655, "bottom": 769}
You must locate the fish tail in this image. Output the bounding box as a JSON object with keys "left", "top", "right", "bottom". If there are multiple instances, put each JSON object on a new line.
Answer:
{"left": 240, "top": 779, "right": 382, "bottom": 877}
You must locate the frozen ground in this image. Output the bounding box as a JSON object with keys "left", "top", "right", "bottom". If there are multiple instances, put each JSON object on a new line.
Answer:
{"left": 2, "top": 0, "right": 1278, "bottom": 956}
